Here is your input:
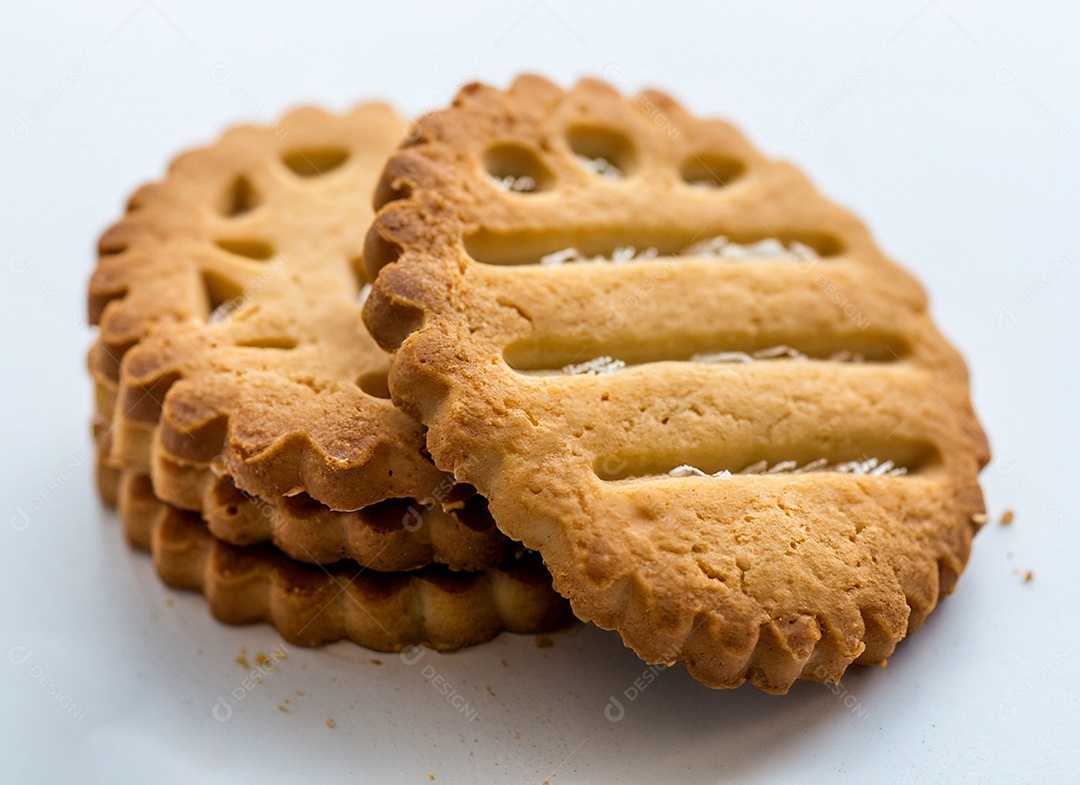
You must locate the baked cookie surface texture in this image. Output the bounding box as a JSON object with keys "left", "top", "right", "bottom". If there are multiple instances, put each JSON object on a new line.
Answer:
{"left": 364, "top": 76, "right": 990, "bottom": 692}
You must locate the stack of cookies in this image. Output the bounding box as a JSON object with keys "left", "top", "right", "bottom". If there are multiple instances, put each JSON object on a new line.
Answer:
{"left": 88, "top": 103, "right": 572, "bottom": 651}
{"left": 89, "top": 76, "right": 989, "bottom": 693}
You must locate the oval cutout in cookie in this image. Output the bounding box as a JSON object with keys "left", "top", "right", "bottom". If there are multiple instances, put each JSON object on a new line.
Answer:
{"left": 484, "top": 143, "right": 555, "bottom": 193}
{"left": 566, "top": 125, "right": 636, "bottom": 177}
{"left": 358, "top": 370, "right": 392, "bottom": 399}
{"left": 221, "top": 174, "right": 261, "bottom": 216}
{"left": 201, "top": 269, "right": 246, "bottom": 316}
{"left": 680, "top": 153, "right": 744, "bottom": 188}
{"left": 281, "top": 147, "right": 350, "bottom": 177}
{"left": 214, "top": 237, "right": 276, "bottom": 261}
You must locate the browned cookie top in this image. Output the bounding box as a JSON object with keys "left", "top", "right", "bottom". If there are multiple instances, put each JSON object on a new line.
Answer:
{"left": 88, "top": 104, "right": 448, "bottom": 512}
{"left": 363, "top": 75, "right": 989, "bottom": 692}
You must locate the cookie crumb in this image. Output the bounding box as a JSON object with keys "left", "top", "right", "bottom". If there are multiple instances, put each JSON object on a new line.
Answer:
{"left": 534, "top": 635, "right": 554, "bottom": 648}
{"left": 236, "top": 646, "right": 250, "bottom": 669}
{"left": 325, "top": 719, "right": 335, "bottom": 729}
{"left": 427, "top": 775, "right": 435, "bottom": 781}
{"left": 1001, "top": 510, "right": 1015, "bottom": 525}
{"left": 277, "top": 704, "right": 289, "bottom": 713}
{"left": 255, "top": 653, "right": 271, "bottom": 666}
{"left": 487, "top": 686, "right": 495, "bottom": 697}
{"left": 369, "top": 657, "right": 382, "bottom": 666}
{"left": 165, "top": 598, "right": 174, "bottom": 607}
{"left": 1024, "top": 571, "right": 1034, "bottom": 583}
{"left": 500, "top": 658, "right": 509, "bottom": 668}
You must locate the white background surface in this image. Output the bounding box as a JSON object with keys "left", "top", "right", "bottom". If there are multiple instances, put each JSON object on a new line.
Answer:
{"left": 2, "top": 1, "right": 1078, "bottom": 782}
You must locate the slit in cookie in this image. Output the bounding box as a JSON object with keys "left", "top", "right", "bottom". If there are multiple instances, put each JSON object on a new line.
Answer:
{"left": 594, "top": 440, "right": 935, "bottom": 483}
{"left": 463, "top": 226, "right": 840, "bottom": 267}
{"left": 506, "top": 335, "right": 905, "bottom": 376}
{"left": 667, "top": 457, "right": 909, "bottom": 479}
{"left": 234, "top": 335, "right": 298, "bottom": 350}
{"left": 214, "top": 237, "right": 276, "bottom": 261}
{"left": 680, "top": 153, "right": 745, "bottom": 189}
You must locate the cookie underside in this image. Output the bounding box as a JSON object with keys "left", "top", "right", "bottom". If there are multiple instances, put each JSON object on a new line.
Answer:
{"left": 95, "top": 433, "right": 571, "bottom": 651}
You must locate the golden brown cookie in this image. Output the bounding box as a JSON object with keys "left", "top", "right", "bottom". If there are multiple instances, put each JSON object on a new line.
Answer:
{"left": 94, "top": 415, "right": 508, "bottom": 571}
{"left": 89, "top": 103, "right": 439, "bottom": 511}
{"left": 87, "top": 103, "right": 512, "bottom": 570}
{"left": 97, "top": 438, "right": 571, "bottom": 651}
{"left": 363, "top": 76, "right": 990, "bottom": 692}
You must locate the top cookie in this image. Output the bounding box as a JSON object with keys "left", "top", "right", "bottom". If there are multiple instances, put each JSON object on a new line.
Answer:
{"left": 363, "top": 76, "right": 990, "bottom": 692}
{"left": 88, "top": 104, "right": 447, "bottom": 512}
